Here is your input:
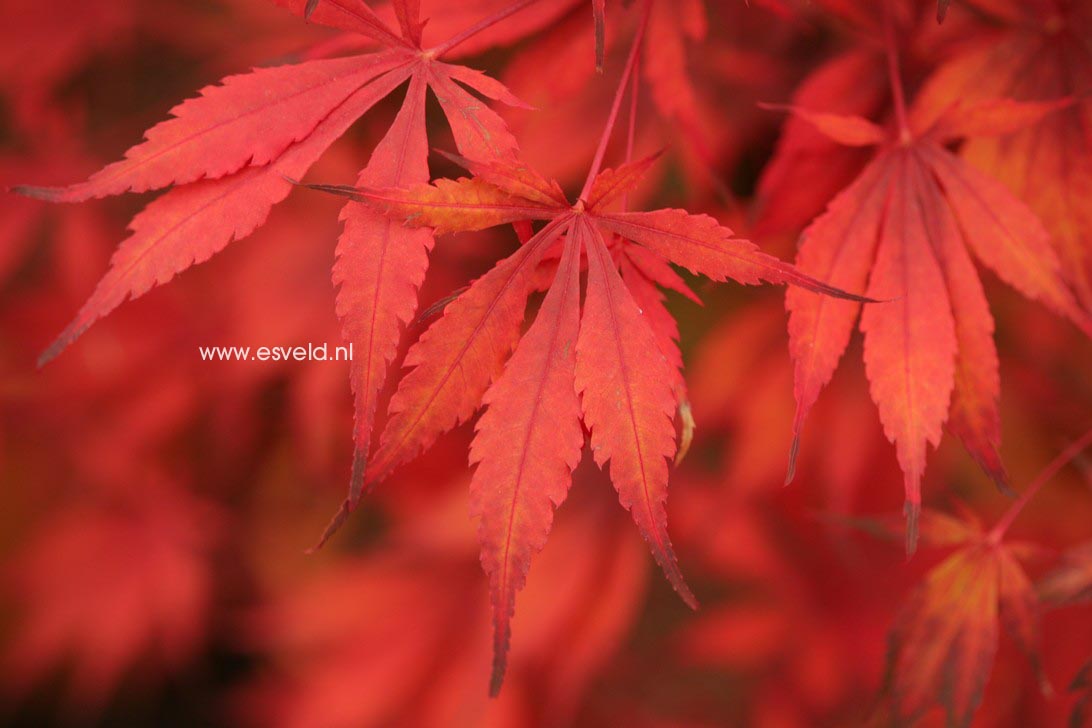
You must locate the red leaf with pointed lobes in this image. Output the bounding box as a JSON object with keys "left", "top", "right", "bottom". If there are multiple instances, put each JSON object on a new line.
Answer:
{"left": 784, "top": 95, "right": 1092, "bottom": 551}
{"left": 785, "top": 157, "right": 892, "bottom": 485}
{"left": 16, "top": 0, "right": 539, "bottom": 556}
{"left": 427, "top": 63, "right": 525, "bottom": 161}
{"left": 919, "top": 145, "right": 1092, "bottom": 335}
{"left": 575, "top": 219, "right": 698, "bottom": 610}
{"left": 886, "top": 533, "right": 1044, "bottom": 728}
{"left": 469, "top": 234, "right": 584, "bottom": 696}
{"left": 859, "top": 150, "right": 956, "bottom": 555}
{"left": 332, "top": 149, "right": 869, "bottom": 499}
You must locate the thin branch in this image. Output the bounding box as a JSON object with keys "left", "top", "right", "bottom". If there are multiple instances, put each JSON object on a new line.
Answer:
{"left": 881, "top": 0, "right": 912, "bottom": 143}
{"left": 579, "top": 0, "right": 652, "bottom": 202}
{"left": 622, "top": 52, "right": 641, "bottom": 211}
{"left": 430, "top": 0, "right": 543, "bottom": 57}
{"left": 989, "top": 426, "right": 1092, "bottom": 541}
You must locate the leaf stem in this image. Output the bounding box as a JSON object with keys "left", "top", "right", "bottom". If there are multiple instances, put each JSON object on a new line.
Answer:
{"left": 579, "top": 0, "right": 652, "bottom": 202}
{"left": 881, "top": 1, "right": 912, "bottom": 143}
{"left": 988, "top": 426, "right": 1092, "bottom": 542}
{"left": 621, "top": 51, "right": 641, "bottom": 211}
{"left": 430, "top": 0, "right": 543, "bottom": 57}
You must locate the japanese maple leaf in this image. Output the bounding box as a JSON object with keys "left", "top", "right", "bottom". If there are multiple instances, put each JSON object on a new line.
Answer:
{"left": 308, "top": 13, "right": 867, "bottom": 687}
{"left": 13, "top": 0, "right": 530, "bottom": 511}
{"left": 314, "top": 147, "right": 865, "bottom": 692}
{"left": 884, "top": 508, "right": 1045, "bottom": 728}
{"left": 884, "top": 426, "right": 1092, "bottom": 726}
{"left": 779, "top": 84, "right": 1092, "bottom": 552}
{"left": 916, "top": 0, "right": 1092, "bottom": 310}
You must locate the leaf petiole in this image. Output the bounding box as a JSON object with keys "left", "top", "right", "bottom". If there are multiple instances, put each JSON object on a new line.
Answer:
{"left": 988, "top": 426, "right": 1092, "bottom": 542}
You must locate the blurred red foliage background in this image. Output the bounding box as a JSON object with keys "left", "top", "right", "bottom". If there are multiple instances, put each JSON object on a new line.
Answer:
{"left": 1, "top": 0, "right": 1091, "bottom": 726}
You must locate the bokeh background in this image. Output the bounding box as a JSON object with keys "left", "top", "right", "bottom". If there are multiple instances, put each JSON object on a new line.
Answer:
{"left": 1, "top": 0, "right": 1091, "bottom": 726}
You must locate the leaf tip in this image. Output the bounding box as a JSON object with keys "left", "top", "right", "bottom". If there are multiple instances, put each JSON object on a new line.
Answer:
{"left": 37, "top": 320, "right": 88, "bottom": 368}
{"left": 488, "top": 607, "right": 512, "bottom": 697}
{"left": 784, "top": 433, "right": 800, "bottom": 485}
{"left": 11, "top": 184, "right": 64, "bottom": 202}
{"left": 304, "top": 0, "right": 320, "bottom": 20}
{"left": 904, "top": 500, "right": 921, "bottom": 558}
{"left": 307, "top": 450, "right": 368, "bottom": 553}
{"left": 661, "top": 551, "right": 700, "bottom": 610}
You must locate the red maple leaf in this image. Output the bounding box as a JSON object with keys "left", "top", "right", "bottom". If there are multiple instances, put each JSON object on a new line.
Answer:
{"left": 779, "top": 15, "right": 1092, "bottom": 552}
{"left": 883, "top": 508, "right": 1046, "bottom": 728}
{"left": 308, "top": 7, "right": 868, "bottom": 692}
{"left": 883, "top": 426, "right": 1092, "bottom": 726}
{"left": 14, "top": 0, "right": 537, "bottom": 514}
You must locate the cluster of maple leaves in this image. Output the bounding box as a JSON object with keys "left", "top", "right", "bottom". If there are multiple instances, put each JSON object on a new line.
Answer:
{"left": 2, "top": 0, "right": 1092, "bottom": 725}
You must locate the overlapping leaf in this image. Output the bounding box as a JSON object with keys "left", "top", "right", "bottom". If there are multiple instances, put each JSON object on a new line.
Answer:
{"left": 884, "top": 510, "right": 1044, "bottom": 728}
{"left": 16, "top": 0, "right": 527, "bottom": 526}
{"left": 782, "top": 93, "right": 1092, "bottom": 552}
{"left": 313, "top": 147, "right": 868, "bottom": 690}
{"left": 916, "top": 0, "right": 1092, "bottom": 310}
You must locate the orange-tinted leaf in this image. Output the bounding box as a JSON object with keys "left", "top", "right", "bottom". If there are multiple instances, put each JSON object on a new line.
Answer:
{"left": 887, "top": 541, "right": 1041, "bottom": 727}
{"left": 328, "top": 177, "right": 560, "bottom": 235}
{"left": 439, "top": 153, "right": 568, "bottom": 207}
{"left": 787, "top": 99, "right": 1092, "bottom": 542}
